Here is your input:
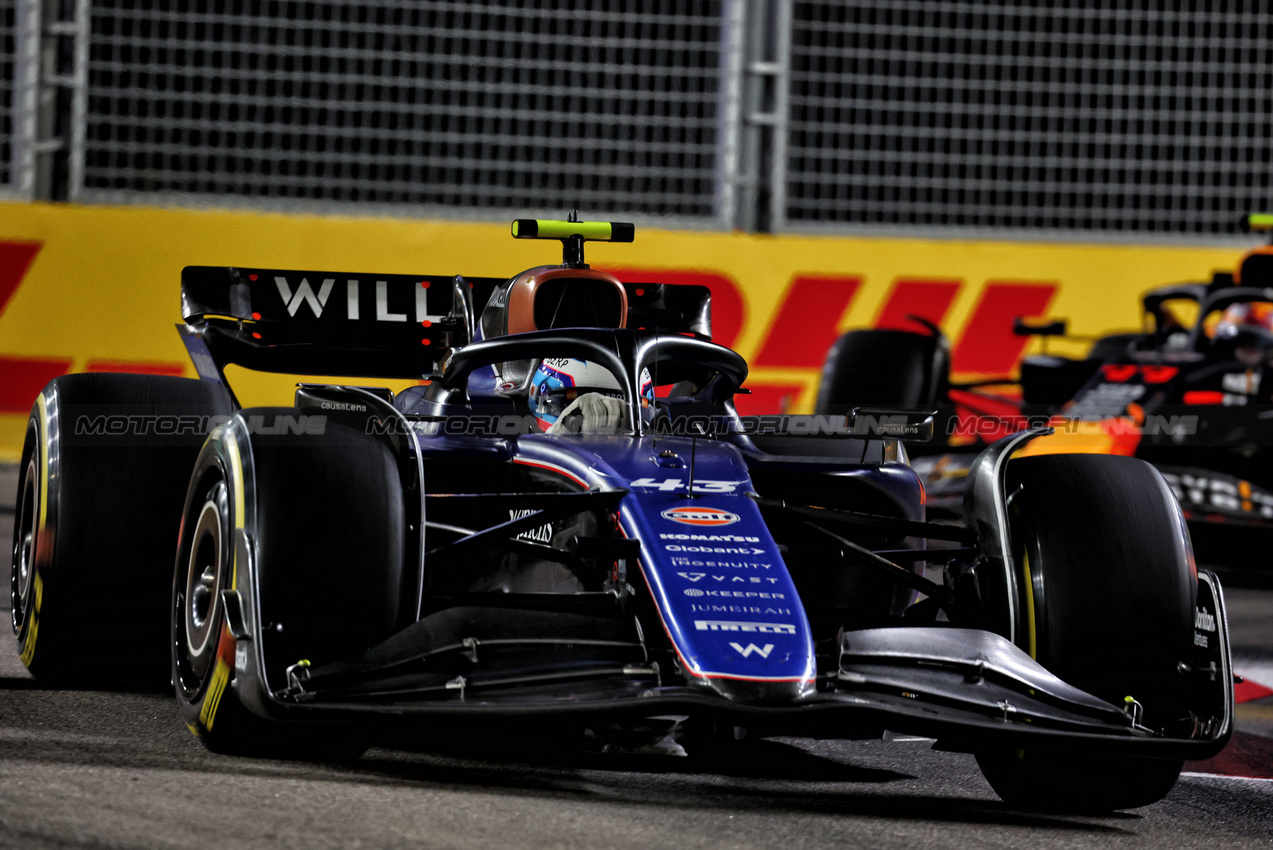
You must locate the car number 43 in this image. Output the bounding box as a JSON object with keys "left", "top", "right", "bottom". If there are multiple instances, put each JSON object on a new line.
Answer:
{"left": 630, "top": 477, "right": 741, "bottom": 493}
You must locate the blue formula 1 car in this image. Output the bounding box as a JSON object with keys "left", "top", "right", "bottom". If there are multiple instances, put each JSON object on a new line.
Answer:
{"left": 11, "top": 219, "right": 1232, "bottom": 813}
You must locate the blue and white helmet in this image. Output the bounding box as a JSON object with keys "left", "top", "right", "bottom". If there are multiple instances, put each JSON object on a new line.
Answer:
{"left": 529, "top": 358, "right": 655, "bottom": 431}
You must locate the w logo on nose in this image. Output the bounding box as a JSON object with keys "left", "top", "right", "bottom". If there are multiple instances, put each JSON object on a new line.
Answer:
{"left": 729, "top": 642, "right": 774, "bottom": 658}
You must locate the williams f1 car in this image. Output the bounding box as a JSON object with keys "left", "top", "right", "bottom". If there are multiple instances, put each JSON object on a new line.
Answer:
{"left": 818, "top": 214, "right": 1273, "bottom": 537}
{"left": 12, "top": 218, "right": 1232, "bottom": 813}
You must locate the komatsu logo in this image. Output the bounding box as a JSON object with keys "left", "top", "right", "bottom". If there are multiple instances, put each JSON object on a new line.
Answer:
{"left": 659, "top": 533, "right": 759, "bottom": 542}
{"left": 272, "top": 275, "right": 444, "bottom": 323}
{"left": 662, "top": 506, "right": 740, "bottom": 527}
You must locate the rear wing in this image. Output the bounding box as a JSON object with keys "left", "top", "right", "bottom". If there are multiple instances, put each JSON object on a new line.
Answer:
{"left": 181, "top": 267, "right": 719, "bottom": 383}
{"left": 181, "top": 266, "right": 505, "bottom": 379}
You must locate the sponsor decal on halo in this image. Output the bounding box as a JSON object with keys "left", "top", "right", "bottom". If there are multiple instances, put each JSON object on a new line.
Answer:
{"left": 662, "top": 506, "right": 741, "bottom": 527}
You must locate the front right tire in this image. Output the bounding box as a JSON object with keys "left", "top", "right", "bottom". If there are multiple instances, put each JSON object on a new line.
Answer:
{"left": 975, "top": 453, "right": 1195, "bottom": 812}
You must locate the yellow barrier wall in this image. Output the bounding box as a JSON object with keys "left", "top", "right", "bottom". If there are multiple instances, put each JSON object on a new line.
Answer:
{"left": 0, "top": 201, "right": 1243, "bottom": 460}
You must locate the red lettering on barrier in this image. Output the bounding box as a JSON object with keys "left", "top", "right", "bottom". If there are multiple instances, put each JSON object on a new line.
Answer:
{"left": 602, "top": 268, "right": 744, "bottom": 349}
{"left": 874, "top": 279, "right": 960, "bottom": 332}
{"left": 735, "top": 383, "right": 804, "bottom": 415}
{"left": 0, "top": 241, "right": 71, "bottom": 413}
{"left": 85, "top": 360, "right": 186, "bottom": 377}
{"left": 951, "top": 282, "right": 1057, "bottom": 375}
{"left": 753, "top": 275, "right": 861, "bottom": 368}
{"left": 0, "top": 355, "right": 74, "bottom": 412}
{"left": 0, "top": 240, "right": 41, "bottom": 318}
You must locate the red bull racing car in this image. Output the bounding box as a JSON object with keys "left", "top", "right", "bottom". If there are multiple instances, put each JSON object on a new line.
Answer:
{"left": 11, "top": 218, "right": 1232, "bottom": 813}
{"left": 819, "top": 214, "right": 1273, "bottom": 539}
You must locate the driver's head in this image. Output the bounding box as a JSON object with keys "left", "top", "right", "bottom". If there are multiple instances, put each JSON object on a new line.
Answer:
{"left": 529, "top": 358, "right": 622, "bottom": 431}
{"left": 1217, "top": 301, "right": 1273, "bottom": 334}
{"left": 1215, "top": 302, "right": 1273, "bottom": 365}
{"left": 528, "top": 358, "right": 655, "bottom": 432}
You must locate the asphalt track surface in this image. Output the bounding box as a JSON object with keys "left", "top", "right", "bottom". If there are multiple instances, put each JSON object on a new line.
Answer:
{"left": 1, "top": 464, "right": 1271, "bottom": 849}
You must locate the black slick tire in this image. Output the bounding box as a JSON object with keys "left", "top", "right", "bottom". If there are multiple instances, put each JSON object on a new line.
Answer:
{"left": 975, "top": 453, "right": 1194, "bottom": 812}
{"left": 815, "top": 329, "right": 949, "bottom": 413}
{"left": 172, "top": 409, "right": 406, "bottom": 757}
{"left": 11, "top": 374, "right": 233, "bottom": 685}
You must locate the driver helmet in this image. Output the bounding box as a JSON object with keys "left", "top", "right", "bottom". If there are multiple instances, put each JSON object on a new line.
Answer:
{"left": 1214, "top": 301, "right": 1273, "bottom": 366}
{"left": 1215, "top": 301, "right": 1273, "bottom": 337}
{"left": 528, "top": 358, "right": 655, "bottom": 431}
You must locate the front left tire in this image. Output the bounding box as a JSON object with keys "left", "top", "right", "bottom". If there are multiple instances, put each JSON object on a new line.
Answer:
{"left": 173, "top": 410, "right": 407, "bottom": 756}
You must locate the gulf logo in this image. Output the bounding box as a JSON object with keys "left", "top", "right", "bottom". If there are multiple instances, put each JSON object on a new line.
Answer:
{"left": 662, "top": 506, "right": 740, "bottom": 527}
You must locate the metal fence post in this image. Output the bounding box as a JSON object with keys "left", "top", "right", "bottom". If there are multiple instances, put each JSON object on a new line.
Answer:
{"left": 32, "top": 0, "right": 85, "bottom": 201}
{"left": 4, "top": 0, "right": 41, "bottom": 199}
{"left": 734, "top": 0, "right": 787, "bottom": 233}
{"left": 716, "top": 0, "right": 746, "bottom": 231}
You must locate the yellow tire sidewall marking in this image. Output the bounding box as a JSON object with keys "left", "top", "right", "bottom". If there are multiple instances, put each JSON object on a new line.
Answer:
{"left": 197, "top": 428, "right": 246, "bottom": 733}
{"left": 20, "top": 395, "right": 52, "bottom": 668}
{"left": 35, "top": 394, "right": 49, "bottom": 532}
{"left": 199, "top": 657, "right": 231, "bottom": 731}
{"left": 1022, "top": 548, "right": 1038, "bottom": 660}
{"left": 225, "top": 430, "right": 246, "bottom": 590}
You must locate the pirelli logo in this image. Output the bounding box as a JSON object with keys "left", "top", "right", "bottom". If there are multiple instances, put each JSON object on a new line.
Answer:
{"left": 693, "top": 620, "right": 797, "bottom": 634}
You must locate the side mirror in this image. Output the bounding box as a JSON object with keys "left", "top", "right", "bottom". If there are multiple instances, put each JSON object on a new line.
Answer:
{"left": 1013, "top": 316, "right": 1068, "bottom": 337}
{"left": 849, "top": 407, "right": 936, "bottom": 442}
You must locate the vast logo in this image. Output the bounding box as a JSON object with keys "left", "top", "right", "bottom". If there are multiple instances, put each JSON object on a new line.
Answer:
{"left": 662, "top": 506, "right": 740, "bottom": 527}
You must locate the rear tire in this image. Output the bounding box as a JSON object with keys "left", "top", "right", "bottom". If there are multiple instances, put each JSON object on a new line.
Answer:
{"left": 975, "top": 454, "right": 1194, "bottom": 812}
{"left": 815, "top": 329, "right": 949, "bottom": 414}
{"left": 11, "top": 374, "right": 233, "bottom": 685}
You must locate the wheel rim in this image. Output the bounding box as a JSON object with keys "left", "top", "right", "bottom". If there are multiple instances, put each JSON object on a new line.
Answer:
{"left": 186, "top": 499, "right": 224, "bottom": 666}
{"left": 175, "top": 478, "right": 229, "bottom": 697}
{"left": 11, "top": 448, "right": 39, "bottom": 634}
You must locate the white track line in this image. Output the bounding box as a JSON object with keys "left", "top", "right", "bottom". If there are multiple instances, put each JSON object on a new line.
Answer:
{"left": 1182, "top": 772, "right": 1273, "bottom": 784}
{"left": 1233, "top": 660, "right": 1273, "bottom": 692}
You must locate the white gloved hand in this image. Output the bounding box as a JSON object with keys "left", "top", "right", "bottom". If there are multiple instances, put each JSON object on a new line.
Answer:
{"left": 547, "top": 393, "right": 627, "bottom": 435}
